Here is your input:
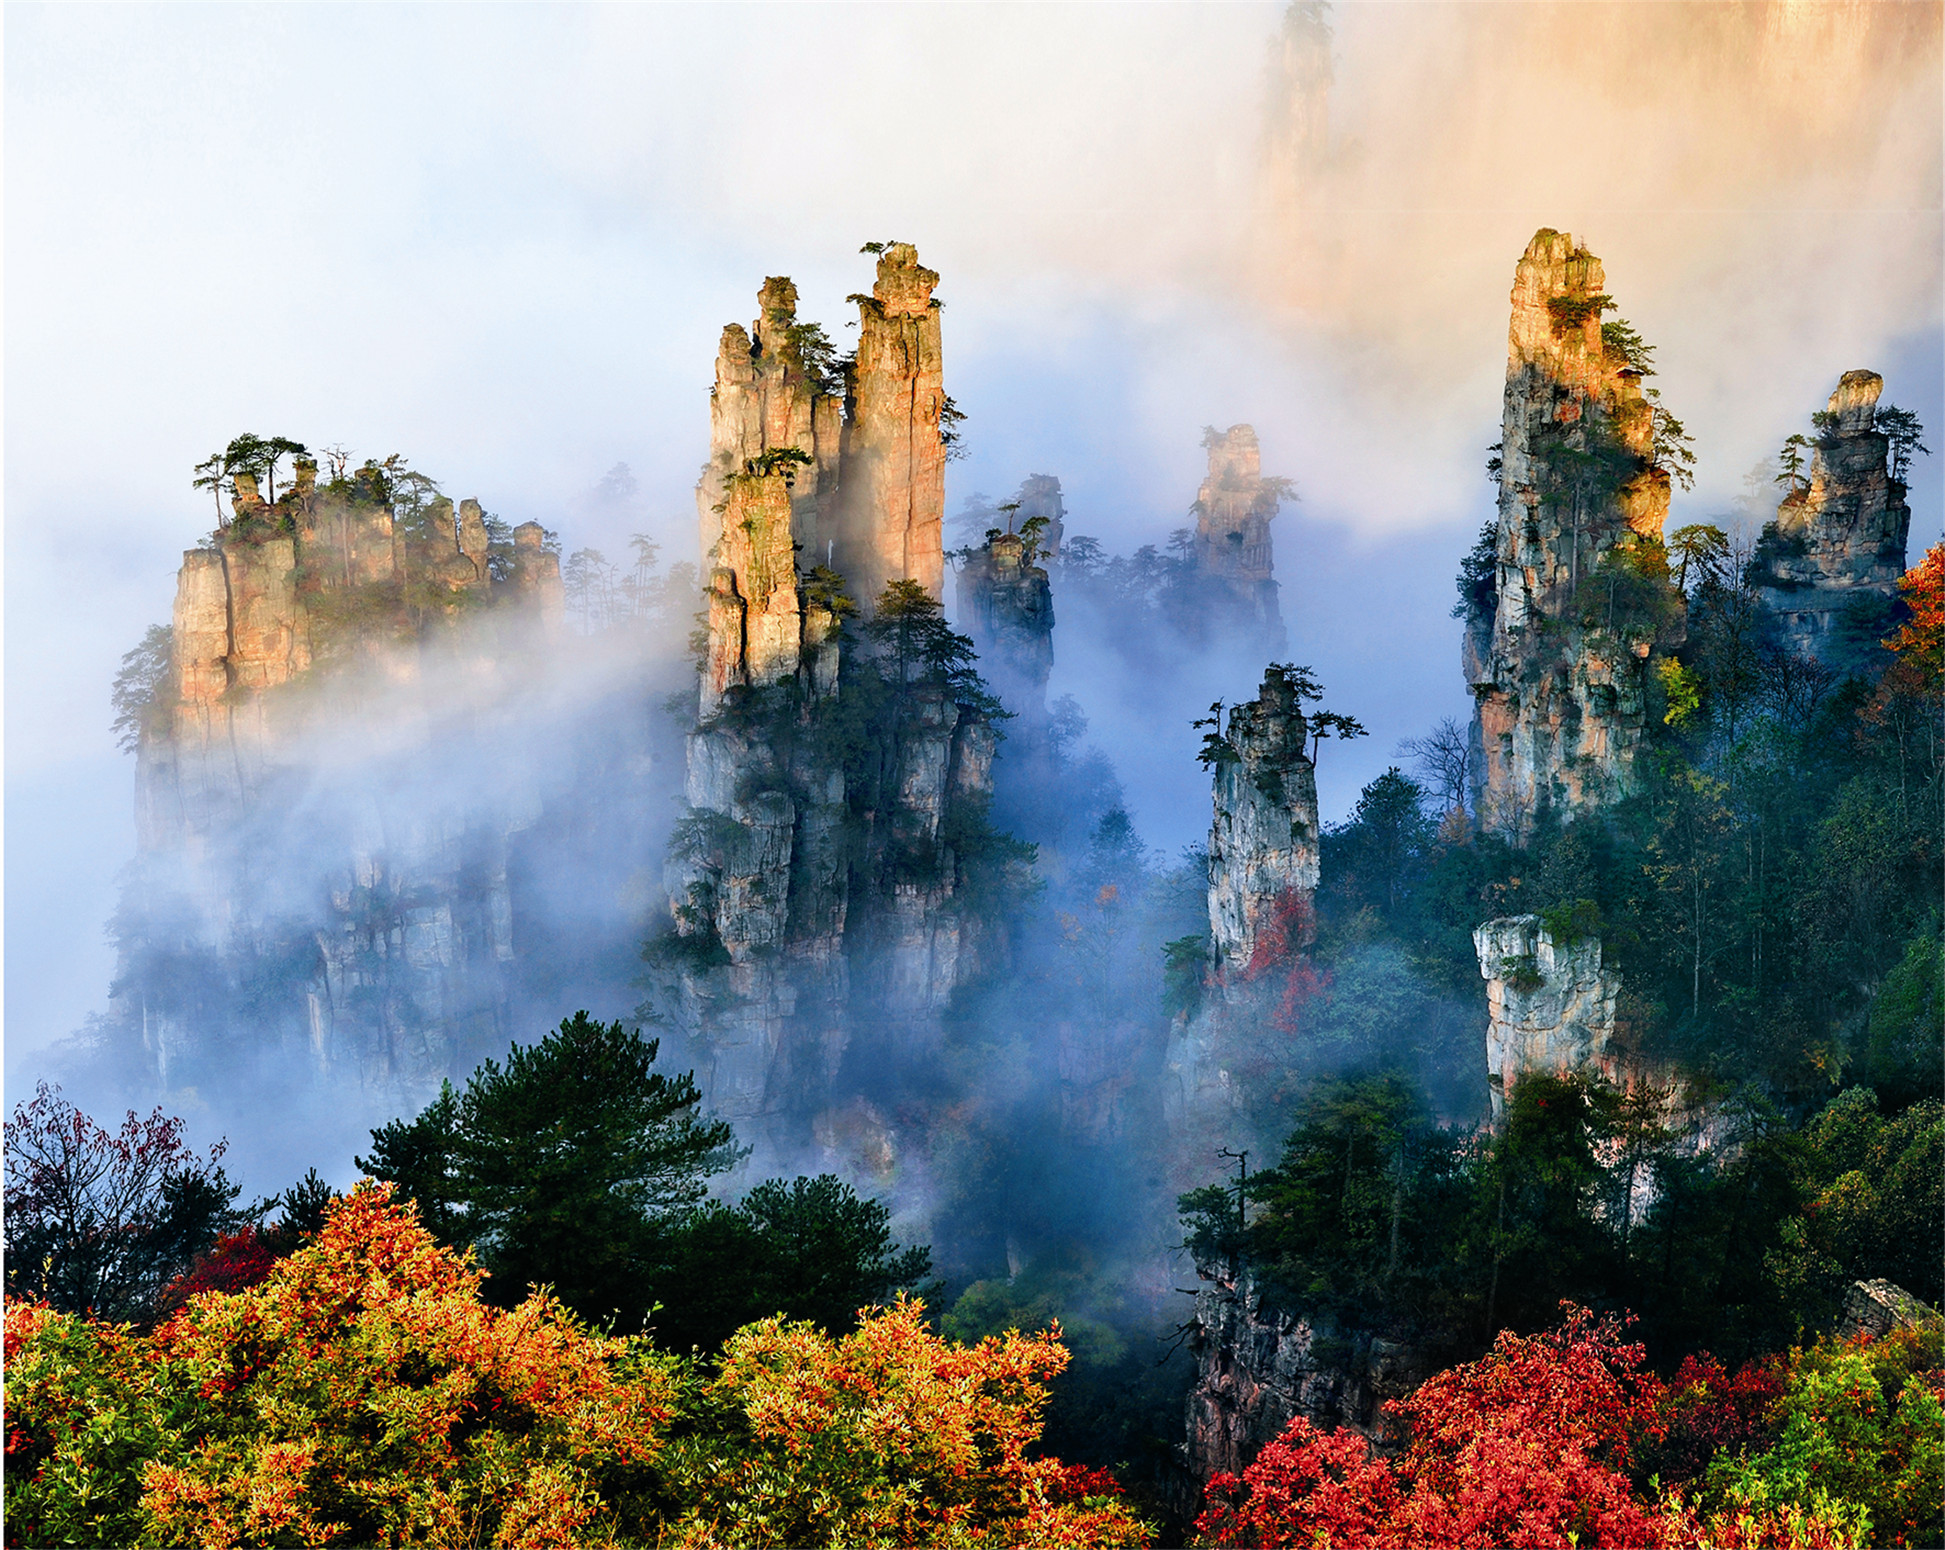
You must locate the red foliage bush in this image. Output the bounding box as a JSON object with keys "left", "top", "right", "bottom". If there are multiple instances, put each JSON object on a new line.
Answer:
{"left": 1243, "top": 891, "right": 1330, "bottom": 1034}
{"left": 155, "top": 1225, "right": 279, "bottom": 1316}
{"left": 1195, "top": 1304, "right": 1672, "bottom": 1549}
{"left": 1651, "top": 1351, "right": 1786, "bottom": 1486}
{"left": 1049, "top": 1464, "right": 1129, "bottom": 1503}
{"left": 1197, "top": 1418, "right": 1403, "bottom": 1548}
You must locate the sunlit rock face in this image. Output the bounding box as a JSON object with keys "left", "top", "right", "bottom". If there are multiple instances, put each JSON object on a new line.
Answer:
{"left": 1474, "top": 914, "right": 1621, "bottom": 1122}
{"left": 696, "top": 276, "right": 848, "bottom": 716}
{"left": 665, "top": 250, "right": 994, "bottom": 1141}
{"left": 1208, "top": 665, "right": 1320, "bottom": 971}
{"left": 1748, "top": 370, "right": 1913, "bottom": 666}
{"left": 1190, "top": 425, "right": 1289, "bottom": 656}
{"left": 839, "top": 244, "right": 948, "bottom": 610}
{"left": 1470, "top": 230, "right": 1681, "bottom": 838}
{"left": 123, "top": 472, "right": 564, "bottom": 1101}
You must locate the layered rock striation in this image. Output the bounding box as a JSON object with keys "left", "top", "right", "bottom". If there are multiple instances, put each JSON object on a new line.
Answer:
{"left": 1469, "top": 230, "right": 1682, "bottom": 837}
{"left": 663, "top": 248, "right": 998, "bottom": 1140}
{"left": 1748, "top": 370, "right": 1913, "bottom": 665}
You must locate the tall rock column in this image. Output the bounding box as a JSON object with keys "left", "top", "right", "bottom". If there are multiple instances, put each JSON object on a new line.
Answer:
{"left": 1208, "top": 664, "right": 1321, "bottom": 971}
{"left": 1470, "top": 229, "right": 1680, "bottom": 837}
{"left": 1162, "top": 664, "right": 1321, "bottom": 1154}
{"left": 666, "top": 249, "right": 987, "bottom": 1148}
{"left": 1748, "top": 369, "right": 1913, "bottom": 664}
{"left": 954, "top": 528, "right": 1054, "bottom": 717}
{"left": 1192, "top": 425, "right": 1288, "bottom": 653}
{"left": 699, "top": 277, "right": 845, "bottom": 572}
{"left": 840, "top": 243, "right": 946, "bottom": 609}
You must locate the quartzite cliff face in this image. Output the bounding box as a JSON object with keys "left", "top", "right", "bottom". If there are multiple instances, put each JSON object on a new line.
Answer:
{"left": 1749, "top": 369, "right": 1914, "bottom": 665}
{"left": 1207, "top": 665, "right": 1321, "bottom": 972}
{"left": 844, "top": 249, "right": 949, "bottom": 607}
{"left": 119, "top": 467, "right": 565, "bottom": 1099}
{"left": 661, "top": 247, "right": 996, "bottom": 1149}
{"left": 1164, "top": 665, "right": 1321, "bottom": 1142}
{"left": 1473, "top": 914, "right": 1621, "bottom": 1121}
{"left": 1470, "top": 230, "right": 1680, "bottom": 838}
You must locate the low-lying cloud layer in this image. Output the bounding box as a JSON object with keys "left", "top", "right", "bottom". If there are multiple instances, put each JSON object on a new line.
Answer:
{"left": 9, "top": 0, "right": 1940, "bottom": 1112}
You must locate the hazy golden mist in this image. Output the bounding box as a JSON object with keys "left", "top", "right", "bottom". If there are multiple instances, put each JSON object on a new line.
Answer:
{"left": 1255, "top": 1, "right": 1941, "bottom": 363}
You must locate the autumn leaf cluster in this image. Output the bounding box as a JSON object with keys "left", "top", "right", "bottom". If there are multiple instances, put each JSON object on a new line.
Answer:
{"left": 4, "top": 1183, "right": 1152, "bottom": 1549}
{"left": 1194, "top": 1303, "right": 1945, "bottom": 1549}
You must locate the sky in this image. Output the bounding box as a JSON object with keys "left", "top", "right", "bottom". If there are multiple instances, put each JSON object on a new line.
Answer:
{"left": 7, "top": 1, "right": 1942, "bottom": 1083}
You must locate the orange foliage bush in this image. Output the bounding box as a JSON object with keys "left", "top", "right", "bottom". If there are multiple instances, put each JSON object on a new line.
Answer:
{"left": 141, "top": 1180, "right": 675, "bottom": 1548}
{"left": 1883, "top": 541, "right": 1945, "bottom": 683}
{"left": 657, "top": 1296, "right": 1151, "bottom": 1549}
{"left": 6, "top": 1185, "right": 1151, "bottom": 1549}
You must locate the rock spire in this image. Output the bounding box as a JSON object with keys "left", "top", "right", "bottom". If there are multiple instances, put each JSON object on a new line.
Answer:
{"left": 954, "top": 525, "right": 1054, "bottom": 718}
{"left": 1207, "top": 664, "right": 1321, "bottom": 970}
{"left": 837, "top": 244, "right": 948, "bottom": 610}
{"left": 1190, "top": 425, "right": 1290, "bottom": 655}
{"left": 1469, "top": 230, "right": 1681, "bottom": 837}
{"left": 1748, "top": 369, "right": 1913, "bottom": 665}
{"left": 666, "top": 247, "right": 996, "bottom": 1146}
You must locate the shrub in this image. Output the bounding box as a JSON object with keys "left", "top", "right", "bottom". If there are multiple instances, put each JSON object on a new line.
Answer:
{"left": 658, "top": 1297, "right": 1151, "bottom": 1549}
{"left": 142, "top": 1182, "right": 676, "bottom": 1547}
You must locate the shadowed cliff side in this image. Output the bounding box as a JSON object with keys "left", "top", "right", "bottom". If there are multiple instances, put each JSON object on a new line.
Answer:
{"left": 1748, "top": 369, "right": 1916, "bottom": 671}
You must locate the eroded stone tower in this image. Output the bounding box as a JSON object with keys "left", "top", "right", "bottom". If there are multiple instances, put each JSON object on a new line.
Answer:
{"left": 120, "top": 466, "right": 564, "bottom": 1100}
{"left": 1190, "top": 425, "right": 1290, "bottom": 656}
{"left": 664, "top": 246, "right": 997, "bottom": 1147}
{"left": 1748, "top": 369, "right": 1914, "bottom": 666}
{"left": 1469, "top": 230, "right": 1681, "bottom": 837}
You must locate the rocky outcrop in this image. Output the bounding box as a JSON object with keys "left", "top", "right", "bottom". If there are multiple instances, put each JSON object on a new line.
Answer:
{"left": 1189, "top": 426, "right": 1289, "bottom": 655}
{"left": 1162, "top": 666, "right": 1321, "bottom": 1151}
{"left": 1012, "top": 473, "right": 1066, "bottom": 558}
{"left": 1474, "top": 914, "right": 1622, "bottom": 1121}
{"left": 1208, "top": 665, "right": 1320, "bottom": 971}
{"left": 1180, "top": 1268, "right": 1426, "bottom": 1494}
{"left": 696, "top": 275, "right": 848, "bottom": 709}
{"left": 1749, "top": 370, "right": 1913, "bottom": 665}
{"left": 117, "top": 471, "right": 566, "bottom": 1103}
{"left": 1469, "top": 230, "right": 1682, "bottom": 838}
{"left": 954, "top": 526, "right": 1054, "bottom": 716}
{"left": 663, "top": 249, "right": 995, "bottom": 1142}
{"left": 1835, "top": 1279, "right": 1937, "bottom": 1342}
